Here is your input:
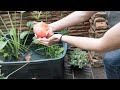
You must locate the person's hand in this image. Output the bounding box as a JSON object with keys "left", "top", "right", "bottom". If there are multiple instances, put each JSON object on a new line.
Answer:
{"left": 33, "top": 21, "right": 54, "bottom": 39}
{"left": 37, "top": 34, "right": 62, "bottom": 46}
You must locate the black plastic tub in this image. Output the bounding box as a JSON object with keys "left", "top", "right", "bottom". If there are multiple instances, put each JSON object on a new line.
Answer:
{"left": 0, "top": 33, "right": 67, "bottom": 79}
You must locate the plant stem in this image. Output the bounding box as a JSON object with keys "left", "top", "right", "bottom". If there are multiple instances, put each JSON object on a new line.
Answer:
{"left": 38, "top": 11, "right": 42, "bottom": 21}
{"left": 19, "top": 12, "right": 23, "bottom": 44}
{"left": 17, "top": 11, "right": 20, "bottom": 50}
{"left": 23, "top": 29, "right": 31, "bottom": 46}
{"left": 14, "top": 11, "right": 17, "bottom": 29}
{"left": 31, "top": 11, "right": 37, "bottom": 20}
{"left": 0, "top": 16, "right": 9, "bottom": 31}
{"left": 8, "top": 11, "right": 19, "bottom": 59}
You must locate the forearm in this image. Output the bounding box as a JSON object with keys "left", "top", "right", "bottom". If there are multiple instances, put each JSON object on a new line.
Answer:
{"left": 50, "top": 11, "right": 97, "bottom": 31}
{"left": 61, "top": 35, "right": 103, "bottom": 52}
{"left": 60, "top": 22, "right": 120, "bottom": 52}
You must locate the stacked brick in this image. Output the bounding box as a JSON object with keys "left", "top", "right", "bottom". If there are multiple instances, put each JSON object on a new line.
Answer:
{"left": 24, "top": 11, "right": 52, "bottom": 23}
{"left": 0, "top": 11, "right": 52, "bottom": 32}
{"left": 88, "top": 11, "right": 109, "bottom": 67}
{"left": 49, "top": 11, "right": 73, "bottom": 22}
{"left": 68, "top": 21, "right": 90, "bottom": 37}
{"left": 0, "top": 11, "right": 90, "bottom": 37}
{"left": 89, "top": 11, "right": 109, "bottom": 38}
{"left": 49, "top": 11, "right": 90, "bottom": 38}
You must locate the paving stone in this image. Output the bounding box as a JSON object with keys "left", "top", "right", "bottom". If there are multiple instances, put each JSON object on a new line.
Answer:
{"left": 73, "top": 64, "right": 93, "bottom": 79}
{"left": 91, "top": 59, "right": 104, "bottom": 68}
{"left": 91, "top": 66, "right": 107, "bottom": 79}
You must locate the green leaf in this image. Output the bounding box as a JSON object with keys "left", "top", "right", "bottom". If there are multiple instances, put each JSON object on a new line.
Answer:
{"left": 69, "top": 48, "right": 88, "bottom": 68}
{"left": 32, "top": 36, "right": 37, "bottom": 40}
{"left": 32, "top": 37, "right": 41, "bottom": 44}
{"left": 32, "top": 39, "right": 40, "bottom": 44}
{"left": 58, "top": 47, "right": 64, "bottom": 54}
{"left": 0, "top": 41, "right": 7, "bottom": 50}
{"left": 60, "top": 29, "right": 69, "bottom": 35}
{"left": 0, "top": 60, "right": 3, "bottom": 67}
{"left": 3, "top": 53, "right": 9, "bottom": 57}
{"left": 9, "top": 28, "right": 14, "bottom": 36}
{"left": 20, "top": 31, "right": 29, "bottom": 39}
{"left": 0, "top": 49, "right": 5, "bottom": 53}
{"left": 26, "top": 21, "right": 34, "bottom": 29}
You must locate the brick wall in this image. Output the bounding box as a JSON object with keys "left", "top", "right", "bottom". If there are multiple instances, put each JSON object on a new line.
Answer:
{"left": 89, "top": 11, "right": 109, "bottom": 38}
{"left": 0, "top": 11, "right": 90, "bottom": 37}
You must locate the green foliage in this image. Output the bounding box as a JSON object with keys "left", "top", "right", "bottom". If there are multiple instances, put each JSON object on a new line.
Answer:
{"left": 20, "top": 31, "right": 30, "bottom": 39}
{"left": 0, "top": 11, "right": 30, "bottom": 61}
{"left": 31, "top": 11, "right": 42, "bottom": 22}
{"left": 32, "top": 36, "right": 64, "bottom": 58}
{"left": 0, "top": 40, "right": 7, "bottom": 50}
{"left": 60, "top": 28, "right": 69, "bottom": 35}
{"left": 26, "top": 21, "right": 34, "bottom": 29}
{"left": 69, "top": 48, "right": 89, "bottom": 68}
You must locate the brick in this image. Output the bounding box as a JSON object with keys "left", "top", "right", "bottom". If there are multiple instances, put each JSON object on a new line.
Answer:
{"left": 90, "top": 24, "right": 96, "bottom": 31}
{"left": 92, "top": 11, "right": 107, "bottom": 19}
{"left": 89, "top": 28, "right": 94, "bottom": 32}
{"left": 91, "top": 16, "right": 96, "bottom": 21}
{"left": 95, "top": 21, "right": 108, "bottom": 30}
{"left": 75, "top": 21, "right": 89, "bottom": 26}
{"left": 94, "top": 17, "right": 106, "bottom": 24}
{"left": 89, "top": 19, "right": 93, "bottom": 24}
{"left": 69, "top": 25, "right": 90, "bottom": 30}
{"left": 95, "top": 32, "right": 105, "bottom": 38}
{"left": 69, "top": 30, "right": 88, "bottom": 33}
{"left": 89, "top": 28, "right": 107, "bottom": 38}
{"left": 69, "top": 32, "right": 89, "bottom": 36}
{"left": 89, "top": 27, "right": 107, "bottom": 32}
{"left": 95, "top": 30, "right": 107, "bottom": 33}
{"left": 84, "top": 21, "right": 90, "bottom": 25}
{"left": 89, "top": 29, "right": 95, "bottom": 38}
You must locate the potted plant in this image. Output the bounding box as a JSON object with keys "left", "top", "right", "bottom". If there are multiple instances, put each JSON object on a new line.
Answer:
{"left": 69, "top": 48, "right": 89, "bottom": 70}
{"left": 0, "top": 11, "right": 67, "bottom": 79}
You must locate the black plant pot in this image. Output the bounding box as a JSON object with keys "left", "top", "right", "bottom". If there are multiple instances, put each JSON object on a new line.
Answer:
{"left": 0, "top": 32, "right": 67, "bottom": 79}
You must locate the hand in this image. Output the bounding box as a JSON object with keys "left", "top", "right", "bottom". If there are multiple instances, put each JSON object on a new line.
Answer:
{"left": 37, "top": 34, "right": 62, "bottom": 46}
{"left": 46, "top": 24, "right": 54, "bottom": 38}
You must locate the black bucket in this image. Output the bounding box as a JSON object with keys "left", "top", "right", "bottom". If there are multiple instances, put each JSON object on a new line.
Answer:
{"left": 0, "top": 32, "right": 67, "bottom": 79}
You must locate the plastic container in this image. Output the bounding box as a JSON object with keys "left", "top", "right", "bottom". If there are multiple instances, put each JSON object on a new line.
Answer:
{"left": 0, "top": 33, "right": 67, "bottom": 79}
